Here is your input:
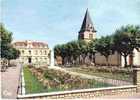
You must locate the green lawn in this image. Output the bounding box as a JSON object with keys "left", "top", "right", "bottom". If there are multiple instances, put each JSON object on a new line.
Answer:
{"left": 65, "top": 67, "right": 133, "bottom": 82}
{"left": 23, "top": 67, "right": 47, "bottom": 94}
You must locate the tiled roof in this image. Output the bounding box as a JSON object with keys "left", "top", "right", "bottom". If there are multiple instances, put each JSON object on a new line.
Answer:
{"left": 13, "top": 41, "right": 48, "bottom": 48}
{"left": 14, "top": 42, "right": 27, "bottom": 46}
{"left": 32, "top": 42, "right": 47, "bottom": 47}
{"left": 79, "top": 9, "right": 96, "bottom": 33}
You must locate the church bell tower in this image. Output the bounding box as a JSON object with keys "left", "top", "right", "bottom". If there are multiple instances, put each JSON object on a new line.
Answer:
{"left": 78, "top": 9, "right": 96, "bottom": 42}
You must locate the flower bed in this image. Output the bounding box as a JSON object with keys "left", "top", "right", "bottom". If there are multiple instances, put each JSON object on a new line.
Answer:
{"left": 65, "top": 67, "right": 133, "bottom": 82}
{"left": 24, "top": 66, "right": 112, "bottom": 94}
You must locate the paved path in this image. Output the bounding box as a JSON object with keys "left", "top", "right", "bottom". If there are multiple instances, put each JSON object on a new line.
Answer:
{"left": 1, "top": 63, "right": 22, "bottom": 99}
{"left": 48, "top": 66, "right": 131, "bottom": 86}
{"left": 99, "top": 93, "right": 140, "bottom": 99}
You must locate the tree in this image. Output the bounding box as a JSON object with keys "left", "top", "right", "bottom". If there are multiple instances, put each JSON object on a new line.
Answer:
{"left": 54, "top": 40, "right": 88, "bottom": 66}
{"left": 113, "top": 25, "right": 140, "bottom": 67}
{"left": 87, "top": 39, "right": 97, "bottom": 65}
{"left": 95, "top": 36, "right": 113, "bottom": 66}
{"left": 54, "top": 44, "right": 61, "bottom": 59}
{"left": 1, "top": 23, "right": 20, "bottom": 65}
{"left": 1, "top": 24, "right": 12, "bottom": 58}
{"left": 125, "top": 25, "right": 140, "bottom": 50}
{"left": 77, "top": 40, "right": 87, "bottom": 65}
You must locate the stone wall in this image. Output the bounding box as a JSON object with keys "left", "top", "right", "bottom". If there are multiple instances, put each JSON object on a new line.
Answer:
{"left": 133, "top": 68, "right": 140, "bottom": 92}
{"left": 133, "top": 49, "right": 140, "bottom": 66}
{"left": 95, "top": 52, "right": 121, "bottom": 66}
{"left": 18, "top": 85, "right": 136, "bottom": 99}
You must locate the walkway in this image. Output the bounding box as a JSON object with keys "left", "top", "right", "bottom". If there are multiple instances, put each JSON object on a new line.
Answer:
{"left": 48, "top": 66, "right": 131, "bottom": 86}
{"left": 99, "top": 93, "right": 140, "bottom": 99}
{"left": 1, "top": 63, "right": 22, "bottom": 99}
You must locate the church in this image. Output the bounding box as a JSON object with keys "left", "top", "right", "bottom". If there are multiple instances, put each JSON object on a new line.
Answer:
{"left": 78, "top": 9, "right": 140, "bottom": 67}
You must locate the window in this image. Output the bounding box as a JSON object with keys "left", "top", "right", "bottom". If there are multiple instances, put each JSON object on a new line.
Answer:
{"left": 79, "top": 34, "right": 84, "bottom": 39}
{"left": 40, "top": 50, "right": 42, "bottom": 55}
{"left": 89, "top": 34, "right": 93, "bottom": 39}
{"left": 22, "top": 50, "right": 24, "bottom": 54}
{"left": 45, "top": 50, "right": 47, "bottom": 55}
{"left": 35, "top": 50, "right": 38, "bottom": 55}
{"left": 29, "top": 50, "right": 31, "bottom": 55}
{"left": 35, "top": 58, "right": 38, "bottom": 61}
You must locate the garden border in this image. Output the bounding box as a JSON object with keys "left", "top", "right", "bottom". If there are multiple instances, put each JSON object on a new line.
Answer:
{"left": 17, "top": 67, "right": 140, "bottom": 99}
{"left": 17, "top": 85, "right": 137, "bottom": 99}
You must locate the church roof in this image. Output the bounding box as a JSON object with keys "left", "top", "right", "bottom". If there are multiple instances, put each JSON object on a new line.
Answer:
{"left": 79, "top": 9, "right": 96, "bottom": 33}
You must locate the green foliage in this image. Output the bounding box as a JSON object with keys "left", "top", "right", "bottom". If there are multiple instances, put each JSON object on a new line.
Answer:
{"left": 117, "top": 25, "right": 140, "bottom": 48}
{"left": 113, "top": 25, "right": 140, "bottom": 66}
{"left": 54, "top": 40, "right": 96, "bottom": 65}
{"left": 95, "top": 36, "right": 114, "bottom": 64}
{"left": 0, "top": 23, "right": 20, "bottom": 61}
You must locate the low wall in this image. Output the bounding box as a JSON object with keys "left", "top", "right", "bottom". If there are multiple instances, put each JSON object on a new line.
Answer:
{"left": 95, "top": 52, "right": 121, "bottom": 66}
{"left": 18, "top": 85, "right": 136, "bottom": 99}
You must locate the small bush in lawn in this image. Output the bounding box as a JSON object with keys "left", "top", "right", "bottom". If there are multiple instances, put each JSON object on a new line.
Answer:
{"left": 44, "top": 70, "right": 54, "bottom": 80}
{"left": 28, "top": 64, "right": 34, "bottom": 68}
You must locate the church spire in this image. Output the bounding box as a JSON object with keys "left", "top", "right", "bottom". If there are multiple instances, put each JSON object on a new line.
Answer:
{"left": 79, "top": 8, "right": 96, "bottom": 33}
{"left": 78, "top": 9, "right": 96, "bottom": 42}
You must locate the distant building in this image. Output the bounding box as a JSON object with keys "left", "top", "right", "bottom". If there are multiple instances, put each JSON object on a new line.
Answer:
{"left": 13, "top": 40, "right": 51, "bottom": 66}
{"left": 78, "top": 9, "right": 96, "bottom": 42}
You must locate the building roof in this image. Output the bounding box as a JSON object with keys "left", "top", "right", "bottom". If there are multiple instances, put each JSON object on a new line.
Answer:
{"left": 13, "top": 40, "right": 48, "bottom": 48}
{"left": 14, "top": 42, "right": 27, "bottom": 47}
{"left": 79, "top": 9, "right": 96, "bottom": 33}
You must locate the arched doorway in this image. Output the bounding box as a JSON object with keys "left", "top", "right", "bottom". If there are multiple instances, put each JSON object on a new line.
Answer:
{"left": 28, "top": 57, "right": 32, "bottom": 63}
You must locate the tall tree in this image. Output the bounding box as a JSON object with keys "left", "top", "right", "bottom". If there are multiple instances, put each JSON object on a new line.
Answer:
{"left": 88, "top": 39, "right": 97, "bottom": 64}
{"left": 1, "top": 24, "right": 12, "bottom": 58}
{"left": 1, "top": 23, "right": 20, "bottom": 65}
{"left": 95, "top": 36, "right": 113, "bottom": 66}
{"left": 113, "top": 25, "right": 140, "bottom": 67}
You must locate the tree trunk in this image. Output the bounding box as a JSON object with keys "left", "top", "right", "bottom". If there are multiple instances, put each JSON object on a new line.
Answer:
{"left": 89, "top": 53, "right": 92, "bottom": 65}
{"left": 8, "top": 60, "right": 10, "bottom": 67}
{"left": 129, "top": 54, "right": 133, "bottom": 67}
{"left": 106, "top": 56, "right": 109, "bottom": 66}
{"left": 62, "top": 57, "right": 65, "bottom": 65}
{"left": 78, "top": 56, "right": 80, "bottom": 65}
{"left": 92, "top": 54, "right": 95, "bottom": 65}
{"left": 124, "top": 55, "right": 127, "bottom": 67}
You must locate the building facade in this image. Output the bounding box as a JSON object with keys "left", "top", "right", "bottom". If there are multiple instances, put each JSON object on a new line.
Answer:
{"left": 13, "top": 40, "right": 51, "bottom": 66}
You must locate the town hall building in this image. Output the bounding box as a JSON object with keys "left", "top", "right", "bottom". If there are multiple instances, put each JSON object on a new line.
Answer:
{"left": 13, "top": 40, "right": 51, "bottom": 66}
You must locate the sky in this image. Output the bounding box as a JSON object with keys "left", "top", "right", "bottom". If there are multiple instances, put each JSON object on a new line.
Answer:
{"left": 2, "top": 0, "right": 140, "bottom": 49}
